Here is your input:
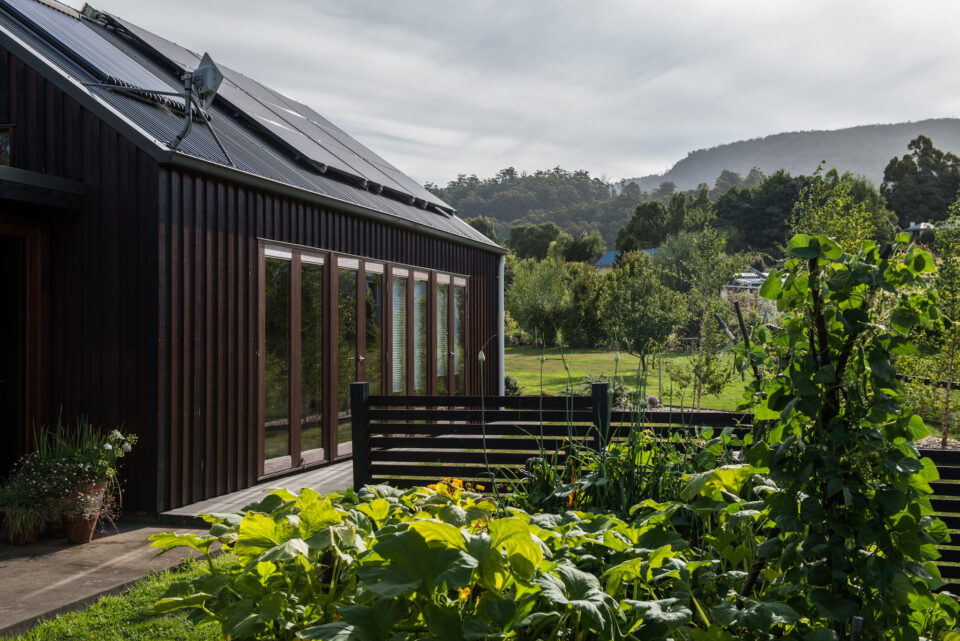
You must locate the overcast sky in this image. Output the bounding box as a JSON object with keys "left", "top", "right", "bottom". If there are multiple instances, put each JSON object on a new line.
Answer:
{"left": 71, "top": 0, "right": 960, "bottom": 185}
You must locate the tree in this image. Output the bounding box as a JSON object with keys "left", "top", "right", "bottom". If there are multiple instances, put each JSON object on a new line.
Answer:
{"left": 504, "top": 257, "right": 570, "bottom": 345}
{"left": 713, "top": 169, "right": 743, "bottom": 197}
{"left": 933, "top": 201, "right": 960, "bottom": 445}
{"left": 656, "top": 226, "right": 743, "bottom": 408}
{"left": 463, "top": 215, "right": 498, "bottom": 243}
{"left": 714, "top": 169, "right": 810, "bottom": 255}
{"left": 615, "top": 200, "right": 668, "bottom": 253}
{"left": 545, "top": 231, "right": 574, "bottom": 261}
{"left": 560, "top": 263, "right": 607, "bottom": 347}
{"left": 789, "top": 170, "right": 879, "bottom": 252}
{"left": 508, "top": 222, "right": 562, "bottom": 260}
{"left": 881, "top": 135, "right": 960, "bottom": 226}
{"left": 598, "top": 251, "right": 686, "bottom": 372}
{"left": 650, "top": 181, "right": 676, "bottom": 200}
{"left": 564, "top": 231, "right": 606, "bottom": 264}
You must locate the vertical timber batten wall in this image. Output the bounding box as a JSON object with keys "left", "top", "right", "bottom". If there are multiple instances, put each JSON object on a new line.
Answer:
{"left": 0, "top": 47, "right": 160, "bottom": 512}
{"left": 157, "top": 167, "right": 501, "bottom": 511}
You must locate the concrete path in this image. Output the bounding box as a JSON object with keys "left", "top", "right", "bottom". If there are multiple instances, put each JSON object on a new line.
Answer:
{"left": 0, "top": 523, "right": 207, "bottom": 637}
{"left": 160, "top": 459, "right": 353, "bottom": 525}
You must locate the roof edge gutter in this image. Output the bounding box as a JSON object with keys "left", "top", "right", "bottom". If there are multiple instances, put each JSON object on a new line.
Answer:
{"left": 168, "top": 152, "right": 508, "bottom": 255}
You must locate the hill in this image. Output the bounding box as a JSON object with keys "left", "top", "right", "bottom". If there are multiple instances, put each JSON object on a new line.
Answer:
{"left": 629, "top": 118, "right": 960, "bottom": 191}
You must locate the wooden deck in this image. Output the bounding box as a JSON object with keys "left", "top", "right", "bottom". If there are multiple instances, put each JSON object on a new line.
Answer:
{"left": 158, "top": 460, "right": 353, "bottom": 526}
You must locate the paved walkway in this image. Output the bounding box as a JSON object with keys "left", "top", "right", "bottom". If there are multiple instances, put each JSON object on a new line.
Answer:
{"left": 160, "top": 459, "right": 353, "bottom": 524}
{"left": 0, "top": 523, "right": 207, "bottom": 637}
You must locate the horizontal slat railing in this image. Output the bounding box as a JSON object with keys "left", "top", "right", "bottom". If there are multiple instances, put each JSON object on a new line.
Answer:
{"left": 353, "top": 382, "right": 753, "bottom": 491}
{"left": 353, "top": 383, "right": 960, "bottom": 592}
{"left": 920, "top": 448, "right": 960, "bottom": 594}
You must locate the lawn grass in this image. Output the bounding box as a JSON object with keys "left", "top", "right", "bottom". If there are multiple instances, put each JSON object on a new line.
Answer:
{"left": 8, "top": 555, "right": 235, "bottom": 641}
{"left": 504, "top": 347, "right": 749, "bottom": 411}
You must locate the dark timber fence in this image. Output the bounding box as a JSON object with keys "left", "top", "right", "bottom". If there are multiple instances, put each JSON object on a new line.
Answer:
{"left": 350, "top": 381, "right": 960, "bottom": 592}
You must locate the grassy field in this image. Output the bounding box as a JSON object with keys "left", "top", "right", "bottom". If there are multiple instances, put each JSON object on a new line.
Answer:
{"left": 8, "top": 556, "right": 235, "bottom": 641}
{"left": 504, "top": 347, "right": 748, "bottom": 411}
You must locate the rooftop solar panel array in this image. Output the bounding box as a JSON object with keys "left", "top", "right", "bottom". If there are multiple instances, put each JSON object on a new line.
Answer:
{"left": 2, "top": 0, "right": 183, "bottom": 107}
{"left": 0, "top": 0, "right": 498, "bottom": 249}
{"left": 109, "top": 13, "right": 452, "bottom": 212}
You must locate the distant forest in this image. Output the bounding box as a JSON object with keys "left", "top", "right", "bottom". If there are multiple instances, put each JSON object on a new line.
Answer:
{"left": 427, "top": 120, "right": 960, "bottom": 250}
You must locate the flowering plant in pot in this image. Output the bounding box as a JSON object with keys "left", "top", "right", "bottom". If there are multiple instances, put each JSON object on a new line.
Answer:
{"left": 0, "top": 474, "right": 47, "bottom": 544}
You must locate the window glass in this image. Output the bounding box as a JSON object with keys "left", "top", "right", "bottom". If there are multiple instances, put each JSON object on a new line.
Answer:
{"left": 0, "top": 128, "right": 10, "bottom": 166}
{"left": 365, "top": 272, "right": 383, "bottom": 395}
{"left": 264, "top": 257, "right": 290, "bottom": 458}
{"left": 437, "top": 283, "right": 449, "bottom": 395}
{"left": 337, "top": 268, "right": 357, "bottom": 447}
{"left": 454, "top": 285, "right": 466, "bottom": 395}
{"left": 392, "top": 276, "right": 408, "bottom": 393}
{"left": 413, "top": 278, "right": 428, "bottom": 394}
{"left": 300, "top": 262, "right": 323, "bottom": 452}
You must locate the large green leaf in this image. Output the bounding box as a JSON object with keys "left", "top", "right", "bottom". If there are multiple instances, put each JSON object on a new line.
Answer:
{"left": 358, "top": 529, "right": 477, "bottom": 597}
{"left": 536, "top": 564, "right": 620, "bottom": 633}
{"left": 301, "top": 599, "right": 406, "bottom": 641}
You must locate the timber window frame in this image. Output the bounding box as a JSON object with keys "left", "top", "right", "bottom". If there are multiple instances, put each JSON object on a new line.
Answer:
{"left": 257, "top": 240, "right": 469, "bottom": 477}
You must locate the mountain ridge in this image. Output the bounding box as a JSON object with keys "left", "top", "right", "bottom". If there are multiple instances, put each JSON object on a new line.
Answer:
{"left": 627, "top": 118, "right": 960, "bottom": 191}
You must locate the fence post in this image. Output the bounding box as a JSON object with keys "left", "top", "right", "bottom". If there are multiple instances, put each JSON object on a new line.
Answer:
{"left": 591, "top": 382, "right": 610, "bottom": 451}
{"left": 351, "top": 381, "right": 370, "bottom": 490}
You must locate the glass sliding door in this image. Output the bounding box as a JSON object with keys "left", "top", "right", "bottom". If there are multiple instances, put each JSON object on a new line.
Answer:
{"left": 300, "top": 257, "right": 324, "bottom": 460}
{"left": 365, "top": 266, "right": 383, "bottom": 395}
{"left": 392, "top": 271, "right": 408, "bottom": 394}
{"left": 336, "top": 259, "right": 359, "bottom": 453}
{"left": 436, "top": 280, "right": 449, "bottom": 395}
{"left": 263, "top": 251, "right": 291, "bottom": 463}
{"left": 413, "top": 273, "right": 428, "bottom": 395}
{"left": 454, "top": 282, "right": 466, "bottom": 395}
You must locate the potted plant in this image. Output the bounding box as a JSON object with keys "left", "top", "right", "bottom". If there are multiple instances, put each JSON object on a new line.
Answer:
{"left": 58, "top": 423, "right": 137, "bottom": 544}
{"left": 0, "top": 474, "right": 47, "bottom": 544}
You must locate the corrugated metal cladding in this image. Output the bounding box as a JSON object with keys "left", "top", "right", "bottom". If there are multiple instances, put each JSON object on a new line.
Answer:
{"left": 157, "top": 167, "right": 501, "bottom": 510}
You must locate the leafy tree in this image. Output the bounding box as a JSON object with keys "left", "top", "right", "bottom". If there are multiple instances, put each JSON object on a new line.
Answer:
{"left": 742, "top": 166, "right": 765, "bottom": 189}
{"left": 650, "top": 181, "right": 676, "bottom": 200}
{"left": 545, "top": 231, "right": 575, "bottom": 261}
{"left": 564, "top": 231, "right": 606, "bottom": 264}
{"left": 714, "top": 170, "right": 811, "bottom": 255}
{"left": 882, "top": 134, "right": 960, "bottom": 226}
{"left": 598, "top": 251, "right": 686, "bottom": 372}
{"left": 933, "top": 202, "right": 960, "bottom": 445}
{"left": 504, "top": 257, "right": 570, "bottom": 345}
{"left": 656, "top": 226, "right": 743, "bottom": 408}
{"left": 560, "top": 263, "right": 607, "bottom": 347}
{"left": 615, "top": 200, "right": 668, "bottom": 253}
{"left": 789, "top": 171, "right": 879, "bottom": 252}
{"left": 713, "top": 169, "right": 743, "bottom": 197}
{"left": 508, "top": 222, "right": 562, "bottom": 260}
{"left": 463, "top": 215, "right": 498, "bottom": 242}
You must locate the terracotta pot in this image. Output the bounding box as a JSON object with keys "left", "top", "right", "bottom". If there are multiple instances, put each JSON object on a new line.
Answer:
{"left": 8, "top": 522, "right": 41, "bottom": 545}
{"left": 64, "top": 514, "right": 98, "bottom": 544}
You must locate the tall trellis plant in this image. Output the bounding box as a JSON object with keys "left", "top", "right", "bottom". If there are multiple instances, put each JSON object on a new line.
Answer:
{"left": 734, "top": 233, "right": 958, "bottom": 639}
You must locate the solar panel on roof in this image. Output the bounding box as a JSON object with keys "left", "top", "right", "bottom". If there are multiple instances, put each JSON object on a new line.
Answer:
{"left": 0, "top": 0, "right": 184, "bottom": 107}
{"left": 106, "top": 11, "right": 453, "bottom": 212}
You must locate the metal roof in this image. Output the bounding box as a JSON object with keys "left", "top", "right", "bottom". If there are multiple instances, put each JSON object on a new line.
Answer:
{"left": 0, "top": 0, "right": 502, "bottom": 252}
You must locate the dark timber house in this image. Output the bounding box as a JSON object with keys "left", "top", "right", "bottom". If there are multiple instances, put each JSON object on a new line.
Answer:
{"left": 0, "top": 0, "right": 506, "bottom": 512}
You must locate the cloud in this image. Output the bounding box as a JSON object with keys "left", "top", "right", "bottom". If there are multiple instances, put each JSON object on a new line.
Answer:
{"left": 79, "top": 0, "right": 960, "bottom": 184}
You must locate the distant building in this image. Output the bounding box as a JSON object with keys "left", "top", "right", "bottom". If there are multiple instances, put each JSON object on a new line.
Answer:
{"left": 725, "top": 268, "right": 768, "bottom": 294}
{"left": 905, "top": 221, "right": 935, "bottom": 241}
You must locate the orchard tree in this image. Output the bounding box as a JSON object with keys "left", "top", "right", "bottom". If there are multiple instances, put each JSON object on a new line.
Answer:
{"left": 504, "top": 257, "right": 570, "bottom": 345}
{"left": 882, "top": 135, "right": 960, "bottom": 226}
{"left": 598, "top": 251, "right": 686, "bottom": 373}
